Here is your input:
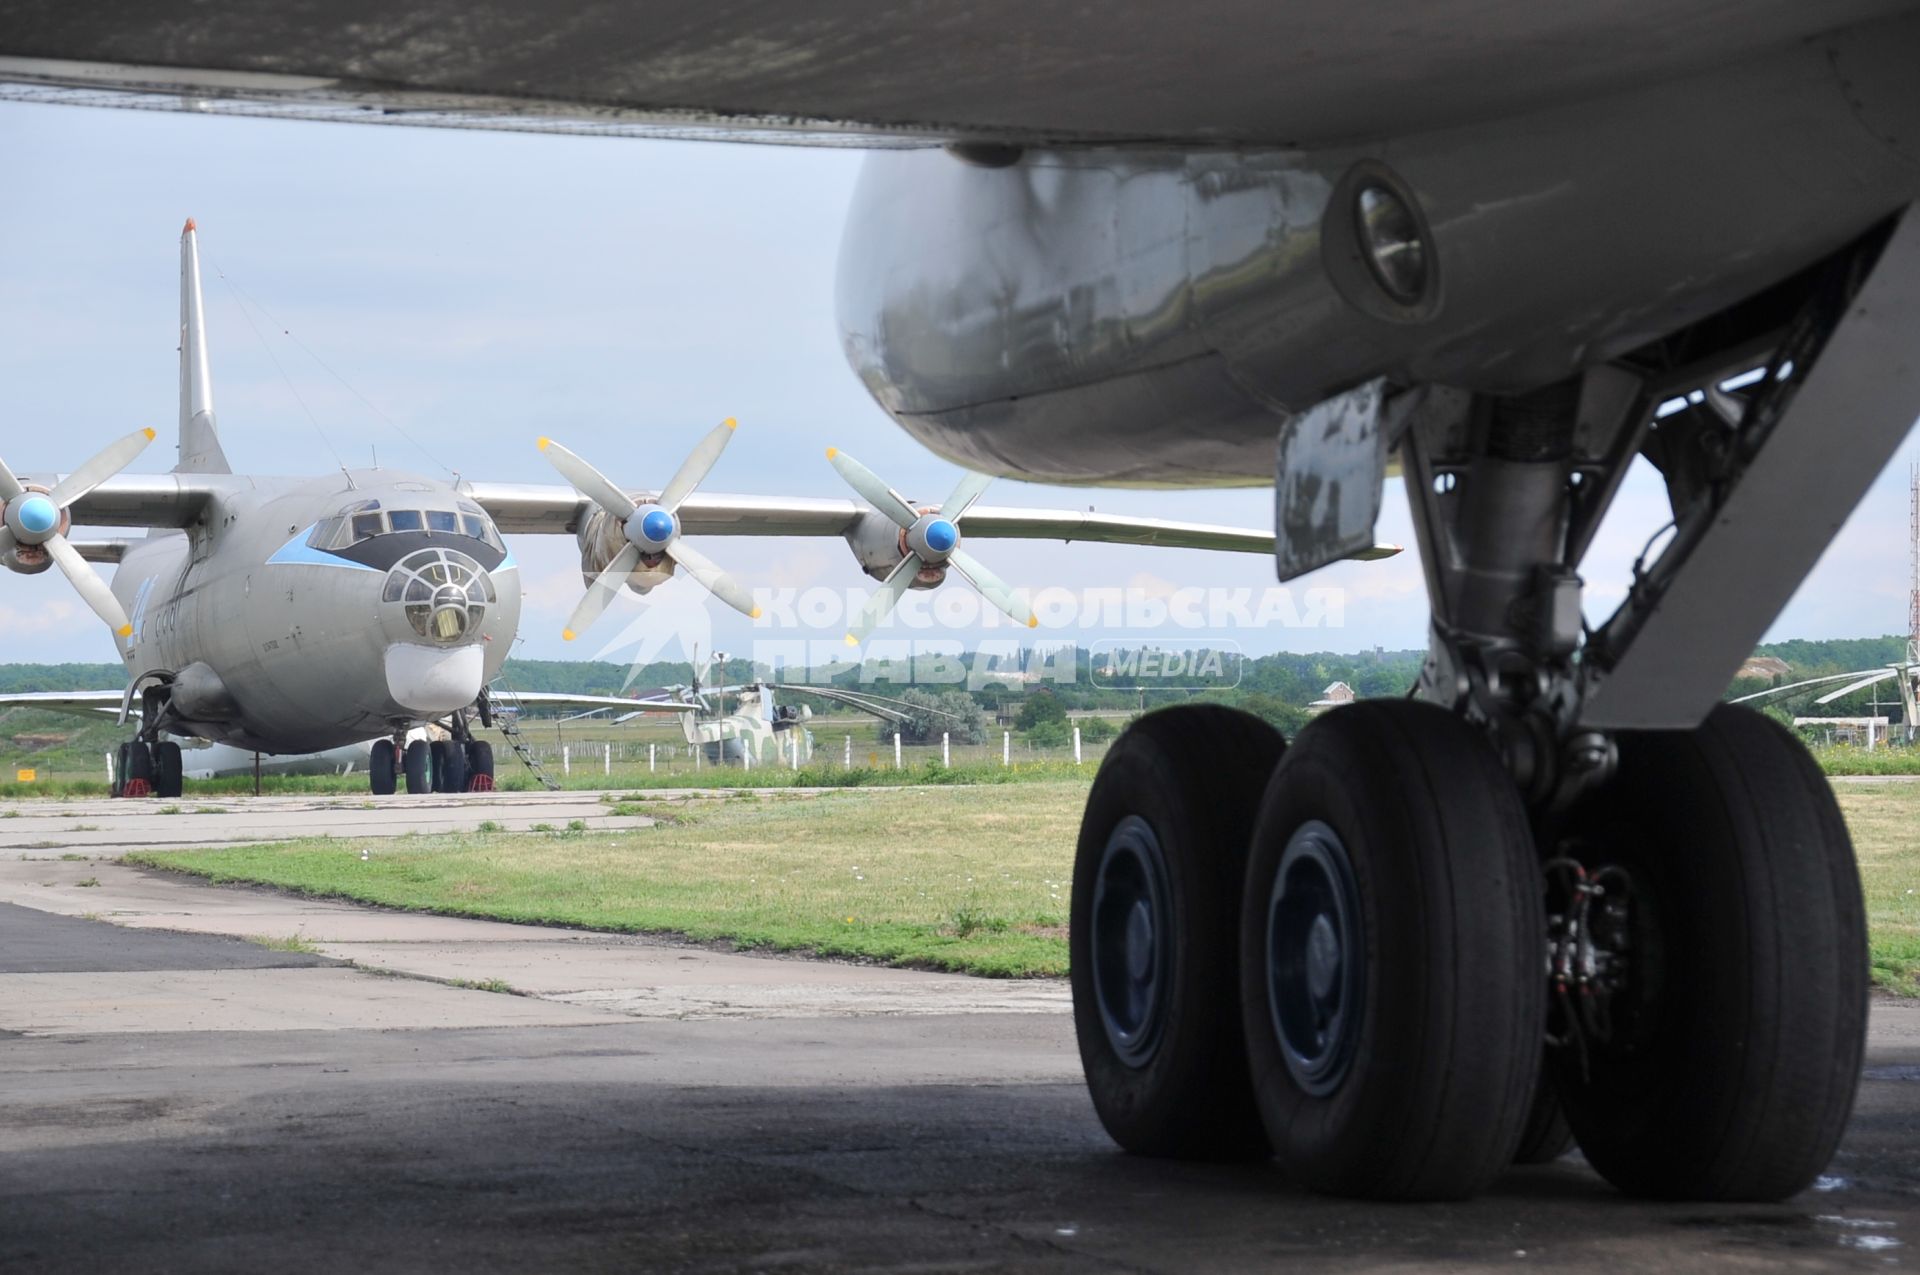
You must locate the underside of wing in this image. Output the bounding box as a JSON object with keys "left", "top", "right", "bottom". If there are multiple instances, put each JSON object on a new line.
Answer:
{"left": 502, "top": 691, "right": 699, "bottom": 715}
{"left": 955, "top": 505, "right": 1400, "bottom": 561}
{"left": 0, "top": 3, "right": 1909, "bottom": 148}
{"left": 0, "top": 690, "right": 129, "bottom": 720}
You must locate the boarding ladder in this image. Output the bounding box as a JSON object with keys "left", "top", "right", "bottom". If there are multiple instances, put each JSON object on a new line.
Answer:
{"left": 481, "top": 677, "right": 562, "bottom": 792}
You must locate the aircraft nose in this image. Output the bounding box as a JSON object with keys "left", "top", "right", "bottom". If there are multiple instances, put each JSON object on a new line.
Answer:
{"left": 384, "top": 643, "right": 483, "bottom": 714}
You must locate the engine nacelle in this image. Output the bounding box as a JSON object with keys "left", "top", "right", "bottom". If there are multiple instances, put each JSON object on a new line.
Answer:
{"left": 171, "top": 661, "right": 241, "bottom": 721}
{"left": 841, "top": 508, "right": 949, "bottom": 589}
{"left": 576, "top": 504, "right": 676, "bottom": 595}
{"left": 0, "top": 486, "right": 65, "bottom": 575}
{"left": 2, "top": 544, "right": 53, "bottom": 576}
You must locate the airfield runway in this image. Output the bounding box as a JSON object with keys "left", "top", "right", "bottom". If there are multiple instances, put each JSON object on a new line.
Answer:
{"left": 3, "top": 793, "right": 1919, "bottom": 1271}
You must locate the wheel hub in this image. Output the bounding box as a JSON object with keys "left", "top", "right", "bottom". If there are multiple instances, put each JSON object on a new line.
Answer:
{"left": 1091, "top": 815, "right": 1172, "bottom": 1068}
{"left": 1267, "top": 819, "right": 1364, "bottom": 1096}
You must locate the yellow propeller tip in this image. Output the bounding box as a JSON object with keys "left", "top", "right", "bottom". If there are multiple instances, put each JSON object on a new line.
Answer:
{"left": 141, "top": 428, "right": 157, "bottom": 441}
{"left": 844, "top": 634, "right": 859, "bottom": 647}
{"left": 724, "top": 417, "right": 738, "bottom": 430}
{"left": 749, "top": 607, "right": 763, "bottom": 620}
{"left": 562, "top": 628, "right": 577, "bottom": 641}
{"left": 116, "top": 625, "right": 133, "bottom": 637}
{"left": 537, "top": 437, "right": 552, "bottom": 451}
{"left": 1027, "top": 615, "right": 1039, "bottom": 628}
{"left": 825, "top": 447, "right": 838, "bottom": 459}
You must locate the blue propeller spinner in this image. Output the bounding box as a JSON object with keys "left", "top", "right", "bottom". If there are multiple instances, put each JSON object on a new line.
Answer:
{"left": 0, "top": 427, "right": 158, "bottom": 639}
{"left": 825, "top": 448, "right": 1038, "bottom": 644}
{"left": 538, "top": 419, "right": 760, "bottom": 641}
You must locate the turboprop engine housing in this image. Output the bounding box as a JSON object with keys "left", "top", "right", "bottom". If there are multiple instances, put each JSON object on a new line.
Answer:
{"left": 577, "top": 504, "right": 676, "bottom": 595}
{"left": 842, "top": 508, "right": 948, "bottom": 588}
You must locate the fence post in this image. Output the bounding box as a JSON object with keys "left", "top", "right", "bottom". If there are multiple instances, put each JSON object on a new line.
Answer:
{"left": 649, "top": 743, "right": 656, "bottom": 773}
{"left": 604, "top": 743, "right": 611, "bottom": 776}
{"left": 1002, "top": 731, "right": 1010, "bottom": 767}
{"left": 844, "top": 734, "right": 851, "bottom": 769}
{"left": 790, "top": 734, "right": 799, "bottom": 771}
{"left": 106, "top": 750, "right": 116, "bottom": 788}
{"left": 894, "top": 732, "right": 902, "bottom": 769}
{"left": 562, "top": 744, "right": 571, "bottom": 777}
{"left": 942, "top": 732, "right": 950, "bottom": 767}
{"left": 1073, "top": 726, "right": 1082, "bottom": 764}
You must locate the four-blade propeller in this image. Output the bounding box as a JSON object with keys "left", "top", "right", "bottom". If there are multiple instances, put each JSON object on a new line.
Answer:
{"left": 826, "top": 447, "right": 1037, "bottom": 644}
{"left": 0, "top": 428, "right": 156, "bottom": 639}
{"left": 539, "top": 419, "right": 761, "bottom": 641}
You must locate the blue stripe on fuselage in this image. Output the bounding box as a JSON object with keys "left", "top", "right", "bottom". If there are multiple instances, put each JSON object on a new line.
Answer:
{"left": 266, "top": 526, "right": 384, "bottom": 572}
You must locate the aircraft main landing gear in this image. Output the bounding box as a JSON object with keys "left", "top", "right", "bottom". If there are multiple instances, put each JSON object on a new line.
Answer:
{"left": 1072, "top": 218, "right": 1905, "bottom": 1202}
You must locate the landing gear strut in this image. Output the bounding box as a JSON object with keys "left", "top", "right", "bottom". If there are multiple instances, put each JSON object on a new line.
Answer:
{"left": 1071, "top": 217, "right": 1906, "bottom": 1201}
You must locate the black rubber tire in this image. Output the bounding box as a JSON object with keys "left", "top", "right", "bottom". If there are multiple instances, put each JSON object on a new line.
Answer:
{"left": 124, "top": 740, "right": 154, "bottom": 785}
{"left": 1548, "top": 703, "right": 1867, "bottom": 1201}
{"left": 1511, "top": 1069, "right": 1575, "bottom": 1165}
{"left": 432, "top": 739, "right": 468, "bottom": 795}
{"left": 465, "top": 740, "right": 495, "bottom": 787}
{"left": 403, "top": 740, "right": 430, "bottom": 795}
{"left": 152, "top": 741, "right": 184, "bottom": 799}
{"left": 1239, "top": 700, "right": 1544, "bottom": 1201}
{"left": 1070, "top": 704, "right": 1286, "bottom": 1161}
{"left": 369, "top": 740, "right": 398, "bottom": 797}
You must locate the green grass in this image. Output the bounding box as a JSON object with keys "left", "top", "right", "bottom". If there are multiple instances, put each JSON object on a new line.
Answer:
{"left": 1835, "top": 783, "right": 1920, "bottom": 995}
{"left": 116, "top": 775, "right": 1920, "bottom": 992}
{"left": 247, "top": 932, "right": 323, "bottom": 954}
{"left": 135, "top": 783, "right": 1088, "bottom": 977}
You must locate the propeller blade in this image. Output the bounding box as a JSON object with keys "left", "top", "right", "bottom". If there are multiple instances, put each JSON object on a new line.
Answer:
{"left": 0, "top": 454, "right": 23, "bottom": 502}
{"left": 847, "top": 554, "right": 920, "bottom": 645}
{"left": 665, "top": 538, "right": 760, "bottom": 618}
{"left": 562, "top": 543, "right": 642, "bottom": 642}
{"left": 948, "top": 547, "right": 1037, "bottom": 628}
{"left": 538, "top": 438, "right": 637, "bottom": 521}
{"left": 50, "top": 428, "right": 157, "bottom": 508}
{"left": 941, "top": 470, "right": 994, "bottom": 524}
{"left": 827, "top": 448, "right": 920, "bottom": 529}
{"left": 44, "top": 534, "right": 133, "bottom": 637}
{"left": 1814, "top": 669, "right": 1900, "bottom": 705}
{"left": 658, "top": 417, "right": 737, "bottom": 513}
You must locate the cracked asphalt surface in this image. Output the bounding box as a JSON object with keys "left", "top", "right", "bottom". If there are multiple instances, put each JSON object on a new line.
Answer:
{"left": 2, "top": 792, "right": 1918, "bottom": 1271}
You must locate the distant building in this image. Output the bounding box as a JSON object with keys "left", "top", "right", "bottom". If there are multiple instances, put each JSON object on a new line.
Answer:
{"left": 1738, "top": 655, "right": 1792, "bottom": 681}
{"left": 1308, "top": 681, "right": 1357, "bottom": 714}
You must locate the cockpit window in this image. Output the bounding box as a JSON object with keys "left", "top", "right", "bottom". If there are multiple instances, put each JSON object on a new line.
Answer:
{"left": 352, "top": 512, "right": 387, "bottom": 541}
{"left": 388, "top": 510, "right": 424, "bottom": 533}
{"left": 426, "top": 510, "right": 459, "bottom": 534}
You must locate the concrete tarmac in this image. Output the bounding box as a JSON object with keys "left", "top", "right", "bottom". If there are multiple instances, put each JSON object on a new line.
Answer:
{"left": 2, "top": 791, "right": 1918, "bottom": 1271}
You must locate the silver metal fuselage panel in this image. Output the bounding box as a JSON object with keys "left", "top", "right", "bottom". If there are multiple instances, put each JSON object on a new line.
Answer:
{"left": 106, "top": 471, "right": 519, "bottom": 753}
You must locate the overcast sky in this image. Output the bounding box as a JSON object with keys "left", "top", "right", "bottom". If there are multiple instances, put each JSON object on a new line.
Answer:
{"left": 0, "top": 100, "right": 1914, "bottom": 669}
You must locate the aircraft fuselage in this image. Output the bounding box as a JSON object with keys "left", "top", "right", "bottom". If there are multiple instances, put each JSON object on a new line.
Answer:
{"left": 113, "top": 470, "right": 521, "bottom": 753}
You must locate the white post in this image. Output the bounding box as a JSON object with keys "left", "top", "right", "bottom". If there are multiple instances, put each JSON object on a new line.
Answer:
{"left": 942, "top": 732, "right": 950, "bottom": 767}
{"left": 790, "top": 734, "right": 799, "bottom": 771}
{"left": 562, "top": 744, "right": 571, "bottom": 776}
{"left": 844, "top": 734, "right": 852, "bottom": 769}
{"left": 1073, "top": 726, "right": 1083, "bottom": 763}
{"left": 604, "top": 742, "right": 612, "bottom": 775}
{"left": 894, "top": 732, "right": 902, "bottom": 769}
{"left": 649, "top": 743, "right": 656, "bottom": 773}
{"left": 106, "top": 749, "right": 116, "bottom": 788}
{"left": 743, "top": 740, "right": 752, "bottom": 771}
{"left": 1002, "top": 731, "right": 1010, "bottom": 767}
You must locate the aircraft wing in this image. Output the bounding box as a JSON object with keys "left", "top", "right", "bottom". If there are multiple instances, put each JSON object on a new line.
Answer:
{"left": 466, "top": 485, "right": 1401, "bottom": 561}
{"left": 0, "top": 690, "right": 128, "bottom": 721}
{"left": 0, "top": 3, "right": 1900, "bottom": 149}
{"left": 500, "top": 691, "right": 700, "bottom": 715}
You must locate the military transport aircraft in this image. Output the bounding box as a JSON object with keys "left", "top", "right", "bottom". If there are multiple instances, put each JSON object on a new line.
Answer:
{"left": 0, "top": 0, "right": 1911, "bottom": 1208}
{"left": 0, "top": 221, "right": 1355, "bottom": 798}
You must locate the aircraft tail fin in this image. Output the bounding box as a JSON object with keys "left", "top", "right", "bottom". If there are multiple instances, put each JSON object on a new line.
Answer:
{"left": 176, "top": 219, "right": 231, "bottom": 475}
